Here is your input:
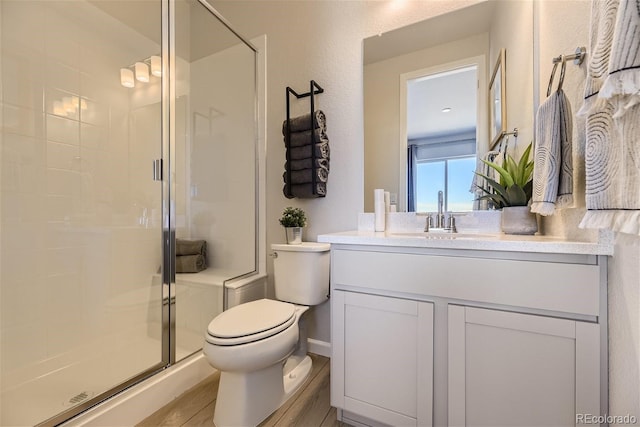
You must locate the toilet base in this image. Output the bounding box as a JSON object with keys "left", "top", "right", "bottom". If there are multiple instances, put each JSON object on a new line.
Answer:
{"left": 213, "top": 354, "right": 313, "bottom": 427}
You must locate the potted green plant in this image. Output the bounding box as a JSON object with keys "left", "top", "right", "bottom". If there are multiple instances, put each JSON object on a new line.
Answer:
{"left": 279, "top": 206, "right": 307, "bottom": 244}
{"left": 476, "top": 142, "right": 537, "bottom": 235}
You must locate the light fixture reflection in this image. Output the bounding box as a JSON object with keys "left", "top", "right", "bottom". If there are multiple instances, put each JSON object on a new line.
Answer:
{"left": 441, "top": 107, "right": 452, "bottom": 113}
{"left": 150, "top": 55, "right": 162, "bottom": 77}
{"left": 135, "top": 62, "right": 149, "bottom": 82}
{"left": 120, "top": 68, "right": 135, "bottom": 88}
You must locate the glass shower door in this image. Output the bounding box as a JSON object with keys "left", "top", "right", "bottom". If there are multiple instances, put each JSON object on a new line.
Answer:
{"left": 0, "top": 1, "right": 166, "bottom": 425}
{"left": 172, "top": 0, "right": 258, "bottom": 361}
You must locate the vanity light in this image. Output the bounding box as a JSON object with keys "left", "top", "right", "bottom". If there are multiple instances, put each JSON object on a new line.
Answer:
{"left": 150, "top": 55, "right": 162, "bottom": 77}
{"left": 135, "top": 62, "right": 150, "bottom": 82}
{"left": 120, "top": 68, "right": 135, "bottom": 88}
{"left": 441, "top": 107, "right": 452, "bottom": 113}
{"left": 53, "top": 100, "right": 66, "bottom": 116}
{"left": 63, "top": 96, "right": 78, "bottom": 114}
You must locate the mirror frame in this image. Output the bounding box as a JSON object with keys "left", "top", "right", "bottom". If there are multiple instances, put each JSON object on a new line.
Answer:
{"left": 489, "top": 48, "right": 506, "bottom": 149}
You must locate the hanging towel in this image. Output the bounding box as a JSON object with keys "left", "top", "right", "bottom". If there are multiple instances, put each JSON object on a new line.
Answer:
{"left": 282, "top": 110, "right": 326, "bottom": 133}
{"left": 285, "top": 158, "right": 330, "bottom": 171}
{"left": 289, "top": 142, "right": 330, "bottom": 160}
{"left": 283, "top": 166, "right": 329, "bottom": 185}
{"left": 579, "top": 0, "right": 640, "bottom": 235}
{"left": 598, "top": 0, "right": 640, "bottom": 116}
{"left": 176, "top": 254, "right": 206, "bottom": 273}
{"left": 531, "top": 90, "right": 574, "bottom": 216}
{"left": 284, "top": 128, "right": 329, "bottom": 147}
{"left": 283, "top": 182, "right": 326, "bottom": 199}
{"left": 176, "top": 239, "right": 206, "bottom": 256}
{"left": 577, "top": 0, "right": 619, "bottom": 118}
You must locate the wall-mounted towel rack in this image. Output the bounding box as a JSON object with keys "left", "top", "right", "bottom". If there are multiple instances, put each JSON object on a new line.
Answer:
{"left": 284, "top": 80, "right": 325, "bottom": 197}
{"left": 552, "top": 46, "right": 587, "bottom": 65}
{"left": 547, "top": 46, "right": 587, "bottom": 96}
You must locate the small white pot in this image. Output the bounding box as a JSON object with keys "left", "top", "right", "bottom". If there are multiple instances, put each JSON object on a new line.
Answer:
{"left": 284, "top": 227, "right": 302, "bottom": 244}
{"left": 501, "top": 206, "right": 538, "bottom": 235}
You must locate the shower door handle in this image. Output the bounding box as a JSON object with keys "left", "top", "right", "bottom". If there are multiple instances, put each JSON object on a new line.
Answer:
{"left": 153, "top": 159, "right": 163, "bottom": 181}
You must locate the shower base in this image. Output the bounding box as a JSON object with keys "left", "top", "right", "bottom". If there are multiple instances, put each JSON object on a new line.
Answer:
{"left": 0, "top": 325, "right": 194, "bottom": 427}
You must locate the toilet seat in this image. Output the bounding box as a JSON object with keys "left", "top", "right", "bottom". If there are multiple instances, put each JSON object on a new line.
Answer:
{"left": 206, "top": 299, "right": 296, "bottom": 346}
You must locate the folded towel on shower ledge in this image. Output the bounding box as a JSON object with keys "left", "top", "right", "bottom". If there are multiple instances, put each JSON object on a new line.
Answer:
{"left": 176, "top": 254, "right": 206, "bottom": 273}
{"left": 282, "top": 110, "right": 326, "bottom": 133}
{"left": 176, "top": 239, "right": 207, "bottom": 256}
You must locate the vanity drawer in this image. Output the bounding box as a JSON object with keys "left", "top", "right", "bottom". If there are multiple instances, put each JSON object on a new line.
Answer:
{"left": 331, "top": 249, "right": 601, "bottom": 316}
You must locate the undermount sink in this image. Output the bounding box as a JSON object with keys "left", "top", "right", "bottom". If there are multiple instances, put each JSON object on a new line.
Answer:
{"left": 389, "top": 231, "right": 499, "bottom": 240}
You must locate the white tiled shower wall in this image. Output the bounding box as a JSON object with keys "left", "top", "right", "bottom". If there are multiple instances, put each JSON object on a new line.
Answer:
{"left": 1, "top": 0, "right": 163, "bottom": 376}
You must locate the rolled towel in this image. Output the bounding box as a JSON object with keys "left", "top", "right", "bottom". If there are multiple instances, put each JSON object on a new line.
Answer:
{"left": 282, "top": 110, "right": 326, "bottom": 134}
{"left": 289, "top": 142, "right": 330, "bottom": 160}
{"left": 283, "top": 182, "right": 326, "bottom": 199}
{"left": 283, "top": 166, "right": 329, "bottom": 184}
{"left": 284, "top": 128, "right": 329, "bottom": 147}
{"left": 285, "top": 158, "right": 330, "bottom": 171}
{"left": 176, "top": 254, "right": 206, "bottom": 273}
{"left": 176, "top": 239, "right": 207, "bottom": 256}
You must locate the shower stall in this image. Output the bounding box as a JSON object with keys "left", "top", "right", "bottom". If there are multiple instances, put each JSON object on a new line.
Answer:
{"left": 0, "top": 0, "right": 263, "bottom": 425}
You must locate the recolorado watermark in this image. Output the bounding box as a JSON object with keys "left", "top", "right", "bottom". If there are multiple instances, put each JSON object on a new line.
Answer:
{"left": 577, "top": 413, "right": 637, "bottom": 424}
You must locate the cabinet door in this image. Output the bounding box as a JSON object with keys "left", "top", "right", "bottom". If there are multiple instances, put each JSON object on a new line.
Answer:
{"left": 448, "top": 305, "right": 600, "bottom": 427}
{"left": 332, "top": 291, "right": 433, "bottom": 427}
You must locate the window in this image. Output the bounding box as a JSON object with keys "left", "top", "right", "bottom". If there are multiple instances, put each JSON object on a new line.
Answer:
{"left": 415, "top": 156, "right": 476, "bottom": 212}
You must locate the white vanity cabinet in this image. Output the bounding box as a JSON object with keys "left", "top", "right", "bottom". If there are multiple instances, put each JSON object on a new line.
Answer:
{"left": 331, "top": 291, "right": 433, "bottom": 427}
{"left": 326, "top": 243, "right": 608, "bottom": 427}
{"left": 448, "top": 305, "right": 600, "bottom": 427}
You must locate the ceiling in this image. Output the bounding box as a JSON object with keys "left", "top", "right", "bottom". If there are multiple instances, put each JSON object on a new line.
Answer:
{"left": 407, "top": 66, "right": 477, "bottom": 141}
{"left": 363, "top": 1, "right": 494, "bottom": 65}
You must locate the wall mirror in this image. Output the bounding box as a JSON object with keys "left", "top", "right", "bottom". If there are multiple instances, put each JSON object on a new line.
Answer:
{"left": 489, "top": 48, "right": 506, "bottom": 149}
{"left": 363, "top": 0, "right": 534, "bottom": 212}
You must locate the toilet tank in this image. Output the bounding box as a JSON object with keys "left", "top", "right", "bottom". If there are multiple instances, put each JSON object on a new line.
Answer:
{"left": 271, "top": 242, "right": 330, "bottom": 305}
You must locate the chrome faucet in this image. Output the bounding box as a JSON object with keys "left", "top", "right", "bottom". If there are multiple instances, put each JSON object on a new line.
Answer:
{"left": 436, "top": 190, "right": 445, "bottom": 229}
{"left": 421, "top": 190, "right": 456, "bottom": 233}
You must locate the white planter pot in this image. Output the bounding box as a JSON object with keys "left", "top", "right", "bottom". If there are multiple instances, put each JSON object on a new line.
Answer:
{"left": 501, "top": 206, "right": 538, "bottom": 235}
{"left": 284, "top": 227, "right": 302, "bottom": 244}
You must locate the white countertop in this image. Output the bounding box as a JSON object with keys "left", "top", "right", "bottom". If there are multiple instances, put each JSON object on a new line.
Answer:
{"left": 317, "top": 230, "right": 614, "bottom": 256}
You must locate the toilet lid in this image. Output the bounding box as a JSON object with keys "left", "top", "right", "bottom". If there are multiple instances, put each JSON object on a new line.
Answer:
{"left": 206, "top": 299, "right": 296, "bottom": 346}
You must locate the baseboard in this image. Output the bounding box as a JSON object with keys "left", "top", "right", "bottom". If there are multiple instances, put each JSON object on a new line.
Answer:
{"left": 307, "top": 338, "right": 331, "bottom": 358}
{"left": 61, "top": 353, "right": 215, "bottom": 427}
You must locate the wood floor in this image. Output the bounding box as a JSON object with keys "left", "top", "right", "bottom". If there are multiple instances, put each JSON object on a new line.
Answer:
{"left": 136, "top": 354, "right": 349, "bottom": 427}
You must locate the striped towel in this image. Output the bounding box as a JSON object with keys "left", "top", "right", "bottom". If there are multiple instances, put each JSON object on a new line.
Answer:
{"left": 579, "top": 0, "right": 640, "bottom": 235}
{"left": 599, "top": 0, "right": 640, "bottom": 117}
{"left": 531, "top": 90, "right": 574, "bottom": 216}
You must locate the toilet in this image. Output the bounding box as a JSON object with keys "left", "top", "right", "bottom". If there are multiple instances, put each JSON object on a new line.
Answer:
{"left": 203, "top": 242, "right": 330, "bottom": 427}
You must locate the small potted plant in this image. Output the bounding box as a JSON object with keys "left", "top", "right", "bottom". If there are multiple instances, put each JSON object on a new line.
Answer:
{"left": 279, "top": 206, "right": 307, "bottom": 244}
{"left": 476, "top": 142, "right": 537, "bottom": 235}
